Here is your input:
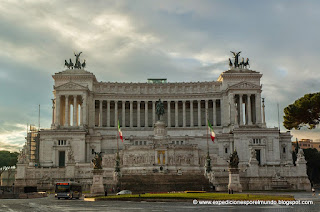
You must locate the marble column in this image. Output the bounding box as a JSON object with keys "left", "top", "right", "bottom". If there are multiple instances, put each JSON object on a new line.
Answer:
{"left": 65, "top": 95, "right": 69, "bottom": 127}
{"left": 167, "top": 101, "right": 171, "bottom": 127}
{"left": 262, "top": 98, "right": 266, "bottom": 125}
{"left": 175, "top": 101, "right": 178, "bottom": 127}
{"left": 55, "top": 95, "right": 60, "bottom": 126}
{"left": 114, "top": 101, "right": 118, "bottom": 127}
{"left": 99, "top": 100, "right": 102, "bottom": 127}
{"left": 239, "top": 94, "right": 243, "bottom": 125}
{"left": 247, "top": 95, "right": 252, "bottom": 125}
{"left": 152, "top": 101, "right": 155, "bottom": 124}
{"left": 234, "top": 96, "right": 239, "bottom": 126}
{"left": 130, "top": 101, "right": 133, "bottom": 127}
{"left": 256, "top": 93, "right": 262, "bottom": 124}
{"left": 145, "top": 101, "right": 148, "bottom": 127}
{"left": 190, "top": 101, "right": 194, "bottom": 127}
{"left": 213, "top": 99, "right": 216, "bottom": 126}
{"left": 137, "top": 101, "right": 141, "bottom": 127}
{"left": 80, "top": 99, "right": 83, "bottom": 126}
{"left": 82, "top": 95, "right": 87, "bottom": 126}
{"left": 107, "top": 100, "right": 110, "bottom": 127}
{"left": 182, "top": 100, "right": 186, "bottom": 127}
{"left": 122, "top": 101, "right": 125, "bottom": 127}
{"left": 51, "top": 99, "right": 55, "bottom": 126}
{"left": 197, "top": 100, "right": 201, "bottom": 127}
{"left": 73, "top": 96, "right": 78, "bottom": 126}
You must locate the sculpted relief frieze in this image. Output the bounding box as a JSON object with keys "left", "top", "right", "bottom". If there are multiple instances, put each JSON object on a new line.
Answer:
{"left": 55, "top": 82, "right": 88, "bottom": 91}
{"left": 93, "top": 82, "right": 221, "bottom": 95}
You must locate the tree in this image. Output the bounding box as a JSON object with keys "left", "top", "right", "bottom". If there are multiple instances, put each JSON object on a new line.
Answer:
{"left": 283, "top": 92, "right": 320, "bottom": 130}
{"left": 0, "top": 151, "right": 19, "bottom": 183}
{"left": 292, "top": 140, "right": 299, "bottom": 165}
{"left": 303, "top": 148, "right": 320, "bottom": 185}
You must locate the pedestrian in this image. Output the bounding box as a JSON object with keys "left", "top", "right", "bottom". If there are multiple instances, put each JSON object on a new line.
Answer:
{"left": 105, "top": 188, "right": 108, "bottom": 196}
{"left": 112, "top": 187, "right": 115, "bottom": 194}
{"left": 312, "top": 188, "right": 315, "bottom": 196}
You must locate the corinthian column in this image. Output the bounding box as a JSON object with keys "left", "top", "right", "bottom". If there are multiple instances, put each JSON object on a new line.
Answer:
{"left": 82, "top": 95, "right": 87, "bottom": 126}
{"left": 114, "top": 101, "right": 118, "bottom": 127}
{"left": 247, "top": 95, "right": 252, "bottom": 125}
{"left": 152, "top": 101, "right": 155, "bottom": 124}
{"left": 167, "top": 101, "right": 171, "bottom": 127}
{"left": 107, "top": 100, "right": 110, "bottom": 127}
{"left": 51, "top": 99, "right": 55, "bottom": 126}
{"left": 190, "top": 101, "right": 194, "bottom": 127}
{"left": 213, "top": 99, "right": 216, "bottom": 126}
{"left": 130, "top": 101, "right": 133, "bottom": 127}
{"left": 239, "top": 94, "right": 243, "bottom": 125}
{"left": 55, "top": 95, "right": 60, "bottom": 126}
{"left": 122, "top": 101, "right": 125, "bottom": 127}
{"left": 137, "top": 101, "right": 140, "bottom": 127}
{"left": 182, "top": 100, "right": 186, "bottom": 127}
{"left": 65, "top": 95, "right": 69, "bottom": 127}
{"left": 197, "top": 100, "right": 201, "bottom": 127}
{"left": 99, "top": 100, "right": 102, "bottom": 127}
{"left": 145, "top": 101, "right": 148, "bottom": 127}
{"left": 74, "top": 96, "right": 78, "bottom": 126}
{"left": 175, "top": 101, "right": 178, "bottom": 127}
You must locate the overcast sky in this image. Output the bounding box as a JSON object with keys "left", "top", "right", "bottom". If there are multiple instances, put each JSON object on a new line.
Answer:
{"left": 1, "top": 0, "right": 320, "bottom": 152}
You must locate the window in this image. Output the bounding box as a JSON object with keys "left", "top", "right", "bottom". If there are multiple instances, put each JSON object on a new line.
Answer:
{"left": 139, "top": 141, "right": 142, "bottom": 145}
{"left": 58, "top": 140, "right": 66, "bottom": 145}
{"left": 144, "top": 141, "right": 147, "bottom": 145}
{"left": 225, "top": 148, "right": 228, "bottom": 154}
{"left": 283, "top": 147, "right": 286, "bottom": 153}
{"left": 253, "top": 138, "right": 261, "bottom": 144}
{"left": 181, "top": 141, "right": 183, "bottom": 145}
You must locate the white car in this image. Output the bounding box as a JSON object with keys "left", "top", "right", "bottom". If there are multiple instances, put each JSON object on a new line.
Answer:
{"left": 116, "top": 190, "right": 132, "bottom": 195}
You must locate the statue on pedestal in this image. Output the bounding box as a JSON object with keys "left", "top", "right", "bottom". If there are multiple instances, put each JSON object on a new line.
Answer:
{"left": 92, "top": 152, "right": 102, "bottom": 169}
{"left": 156, "top": 99, "right": 165, "bottom": 121}
{"left": 228, "top": 150, "right": 239, "bottom": 168}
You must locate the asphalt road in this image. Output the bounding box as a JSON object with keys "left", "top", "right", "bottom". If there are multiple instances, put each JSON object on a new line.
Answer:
{"left": 0, "top": 193, "right": 319, "bottom": 212}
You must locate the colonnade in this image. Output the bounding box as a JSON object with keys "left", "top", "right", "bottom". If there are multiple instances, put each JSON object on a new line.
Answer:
{"left": 94, "top": 99, "right": 222, "bottom": 128}
{"left": 231, "top": 93, "right": 262, "bottom": 125}
{"left": 53, "top": 94, "right": 87, "bottom": 127}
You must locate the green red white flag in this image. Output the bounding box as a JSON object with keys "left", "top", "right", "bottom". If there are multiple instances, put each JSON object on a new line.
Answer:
{"left": 118, "top": 120, "right": 123, "bottom": 142}
{"left": 207, "top": 120, "right": 215, "bottom": 143}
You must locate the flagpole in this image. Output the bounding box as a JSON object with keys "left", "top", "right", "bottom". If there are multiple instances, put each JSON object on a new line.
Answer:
{"left": 205, "top": 109, "right": 211, "bottom": 173}
{"left": 206, "top": 109, "right": 209, "bottom": 155}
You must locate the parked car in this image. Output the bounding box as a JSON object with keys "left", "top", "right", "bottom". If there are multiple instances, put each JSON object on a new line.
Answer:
{"left": 116, "top": 190, "right": 132, "bottom": 195}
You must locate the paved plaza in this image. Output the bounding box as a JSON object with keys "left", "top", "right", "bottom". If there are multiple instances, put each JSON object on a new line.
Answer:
{"left": 1, "top": 193, "right": 320, "bottom": 212}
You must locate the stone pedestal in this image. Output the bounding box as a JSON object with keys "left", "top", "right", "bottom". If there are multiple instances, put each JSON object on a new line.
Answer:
{"left": 65, "top": 163, "right": 75, "bottom": 179}
{"left": 90, "top": 170, "right": 104, "bottom": 195}
{"left": 247, "top": 157, "right": 259, "bottom": 177}
{"left": 154, "top": 121, "right": 166, "bottom": 139}
{"left": 228, "top": 168, "right": 242, "bottom": 192}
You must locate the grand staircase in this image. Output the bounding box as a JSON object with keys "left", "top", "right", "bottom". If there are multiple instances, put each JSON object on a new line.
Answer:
{"left": 119, "top": 174, "right": 211, "bottom": 193}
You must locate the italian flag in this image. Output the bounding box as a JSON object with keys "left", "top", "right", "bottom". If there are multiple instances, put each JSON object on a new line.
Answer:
{"left": 208, "top": 120, "right": 215, "bottom": 143}
{"left": 118, "top": 120, "right": 123, "bottom": 142}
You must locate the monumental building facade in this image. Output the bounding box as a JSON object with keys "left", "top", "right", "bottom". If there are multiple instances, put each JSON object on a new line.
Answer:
{"left": 15, "top": 53, "right": 310, "bottom": 191}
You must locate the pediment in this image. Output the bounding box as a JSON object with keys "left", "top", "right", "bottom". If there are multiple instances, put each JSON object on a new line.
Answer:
{"left": 55, "top": 82, "right": 88, "bottom": 91}
{"left": 228, "top": 81, "right": 261, "bottom": 90}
